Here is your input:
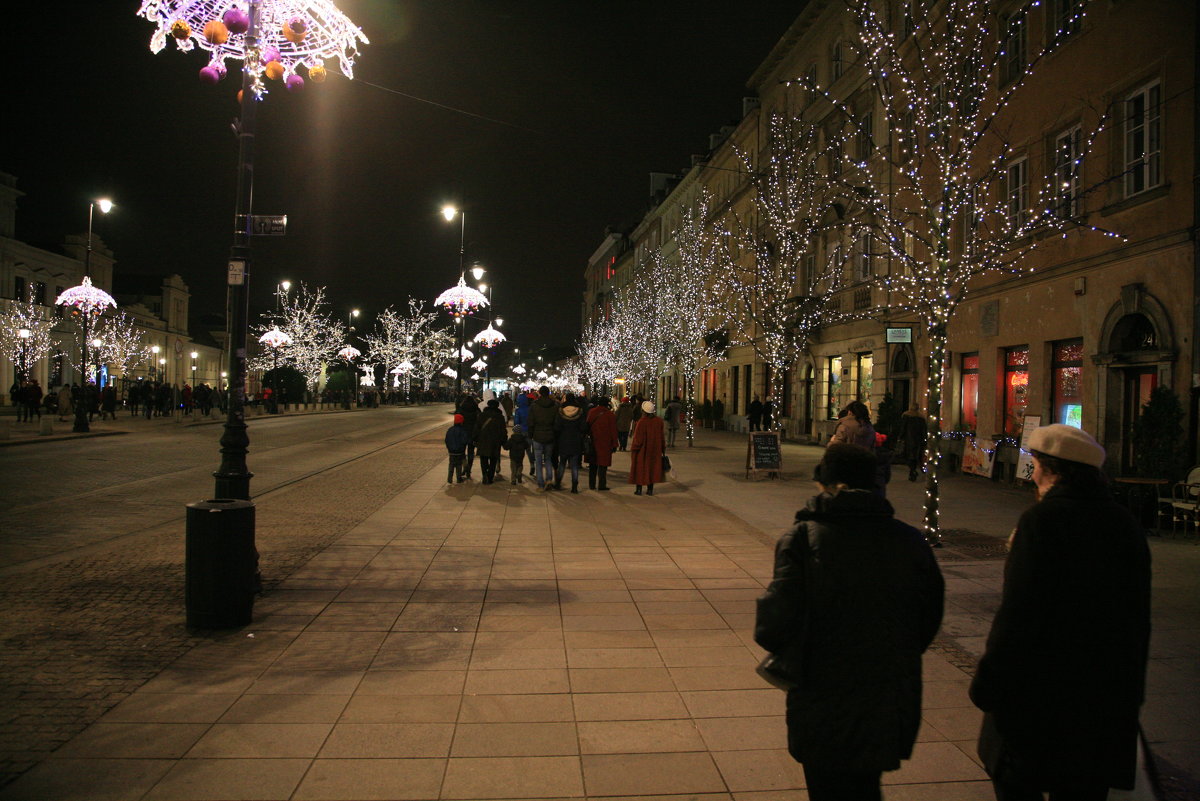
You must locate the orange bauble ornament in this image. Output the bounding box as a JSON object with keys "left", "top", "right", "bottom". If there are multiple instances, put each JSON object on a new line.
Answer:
{"left": 203, "top": 20, "right": 229, "bottom": 45}
{"left": 264, "top": 61, "right": 284, "bottom": 81}
{"left": 307, "top": 64, "right": 327, "bottom": 83}
{"left": 282, "top": 17, "right": 308, "bottom": 43}
{"left": 170, "top": 19, "right": 191, "bottom": 40}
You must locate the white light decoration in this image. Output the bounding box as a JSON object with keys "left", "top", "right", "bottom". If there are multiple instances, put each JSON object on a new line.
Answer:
{"left": 55, "top": 276, "right": 117, "bottom": 315}
{"left": 472, "top": 323, "right": 506, "bottom": 348}
{"left": 457, "top": 345, "right": 474, "bottom": 362}
{"left": 536, "top": 370, "right": 549, "bottom": 380}
{"left": 470, "top": 373, "right": 481, "bottom": 380}
{"left": 440, "top": 367, "right": 458, "bottom": 379}
{"left": 137, "top": 0, "right": 369, "bottom": 99}
{"left": 258, "top": 326, "right": 293, "bottom": 349}
{"left": 358, "top": 364, "right": 375, "bottom": 386}
{"left": 470, "top": 359, "right": 488, "bottom": 372}
{"left": 434, "top": 277, "right": 489, "bottom": 318}
{"left": 394, "top": 360, "right": 414, "bottom": 373}
{"left": 512, "top": 365, "right": 527, "bottom": 375}
{"left": 337, "top": 345, "right": 361, "bottom": 360}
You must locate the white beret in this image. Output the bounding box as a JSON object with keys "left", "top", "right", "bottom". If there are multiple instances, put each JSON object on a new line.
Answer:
{"left": 1027, "top": 424, "right": 1106, "bottom": 468}
{"left": 641, "top": 400, "right": 655, "bottom": 415}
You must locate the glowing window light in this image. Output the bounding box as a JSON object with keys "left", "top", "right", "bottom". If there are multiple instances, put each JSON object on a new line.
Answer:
{"left": 137, "top": 0, "right": 368, "bottom": 98}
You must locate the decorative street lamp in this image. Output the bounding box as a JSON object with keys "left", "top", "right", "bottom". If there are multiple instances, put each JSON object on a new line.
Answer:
{"left": 55, "top": 276, "right": 116, "bottom": 432}
{"left": 86, "top": 198, "right": 113, "bottom": 277}
{"left": 394, "top": 359, "right": 414, "bottom": 404}
{"left": 138, "top": 0, "right": 367, "bottom": 504}
{"left": 150, "top": 344, "right": 161, "bottom": 379}
{"left": 337, "top": 344, "right": 360, "bottom": 407}
{"left": 259, "top": 326, "right": 292, "bottom": 413}
{"left": 17, "top": 328, "right": 31, "bottom": 381}
{"left": 436, "top": 205, "right": 490, "bottom": 398}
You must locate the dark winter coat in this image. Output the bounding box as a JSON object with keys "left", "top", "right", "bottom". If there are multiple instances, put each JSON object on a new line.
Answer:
{"left": 969, "top": 482, "right": 1151, "bottom": 791}
{"left": 503, "top": 429, "right": 529, "bottom": 463}
{"left": 899, "top": 410, "right": 928, "bottom": 461}
{"left": 444, "top": 423, "right": 471, "bottom": 455}
{"left": 585, "top": 405, "right": 619, "bottom": 466}
{"left": 513, "top": 393, "right": 531, "bottom": 434}
{"left": 473, "top": 407, "right": 507, "bottom": 456}
{"left": 755, "top": 490, "right": 944, "bottom": 772}
{"left": 528, "top": 395, "right": 559, "bottom": 444}
{"left": 747, "top": 399, "right": 764, "bottom": 423}
{"left": 627, "top": 414, "right": 665, "bottom": 485}
{"left": 457, "top": 397, "right": 479, "bottom": 432}
{"left": 499, "top": 393, "right": 514, "bottom": 419}
{"left": 615, "top": 401, "right": 636, "bottom": 435}
{"left": 554, "top": 405, "right": 588, "bottom": 457}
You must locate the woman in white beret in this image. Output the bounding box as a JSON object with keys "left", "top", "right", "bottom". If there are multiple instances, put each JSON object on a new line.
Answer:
{"left": 970, "top": 424, "right": 1151, "bottom": 801}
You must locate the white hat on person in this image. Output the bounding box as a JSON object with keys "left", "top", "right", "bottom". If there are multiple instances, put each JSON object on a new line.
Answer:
{"left": 641, "top": 400, "right": 655, "bottom": 415}
{"left": 1027, "top": 424, "right": 1106, "bottom": 468}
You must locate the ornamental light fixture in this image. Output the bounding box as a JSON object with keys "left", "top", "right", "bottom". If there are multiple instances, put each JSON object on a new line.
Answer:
{"left": 473, "top": 323, "right": 506, "bottom": 349}
{"left": 337, "top": 345, "right": 361, "bottom": 360}
{"left": 434, "top": 276, "right": 489, "bottom": 319}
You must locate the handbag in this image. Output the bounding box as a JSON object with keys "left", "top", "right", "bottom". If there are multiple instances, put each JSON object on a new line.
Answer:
{"left": 661, "top": 454, "right": 672, "bottom": 474}
{"left": 756, "top": 653, "right": 801, "bottom": 692}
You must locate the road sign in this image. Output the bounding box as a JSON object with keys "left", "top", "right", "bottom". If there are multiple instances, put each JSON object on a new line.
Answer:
{"left": 227, "top": 259, "right": 246, "bottom": 286}
{"left": 250, "top": 214, "right": 287, "bottom": 236}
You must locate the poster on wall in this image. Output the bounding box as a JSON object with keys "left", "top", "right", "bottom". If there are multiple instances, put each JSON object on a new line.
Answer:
{"left": 962, "top": 437, "right": 996, "bottom": 478}
{"left": 1015, "top": 415, "right": 1042, "bottom": 482}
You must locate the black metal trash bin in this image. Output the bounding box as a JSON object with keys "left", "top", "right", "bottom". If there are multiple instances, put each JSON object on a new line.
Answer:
{"left": 185, "top": 498, "right": 257, "bottom": 628}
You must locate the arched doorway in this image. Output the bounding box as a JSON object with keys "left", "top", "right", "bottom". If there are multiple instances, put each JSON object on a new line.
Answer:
{"left": 889, "top": 344, "right": 915, "bottom": 413}
{"left": 1093, "top": 285, "right": 1176, "bottom": 472}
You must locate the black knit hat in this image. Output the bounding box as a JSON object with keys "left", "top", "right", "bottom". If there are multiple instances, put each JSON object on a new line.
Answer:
{"left": 813, "top": 443, "right": 877, "bottom": 490}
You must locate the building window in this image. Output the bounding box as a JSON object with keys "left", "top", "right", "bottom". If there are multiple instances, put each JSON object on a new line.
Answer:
{"left": 1048, "top": 0, "right": 1084, "bottom": 45}
{"left": 1005, "top": 158, "right": 1029, "bottom": 231}
{"left": 855, "top": 232, "right": 873, "bottom": 280}
{"left": 31, "top": 281, "right": 46, "bottom": 305}
{"left": 730, "top": 365, "right": 740, "bottom": 416}
{"left": 1125, "top": 81, "right": 1161, "bottom": 198}
{"left": 1000, "top": 8, "right": 1027, "bottom": 86}
{"left": 50, "top": 352, "right": 64, "bottom": 388}
{"left": 831, "top": 42, "right": 845, "bottom": 81}
{"left": 743, "top": 364, "right": 752, "bottom": 415}
{"left": 1054, "top": 126, "right": 1082, "bottom": 218}
{"left": 827, "top": 356, "right": 842, "bottom": 419}
{"left": 54, "top": 286, "right": 65, "bottom": 317}
{"left": 901, "top": 0, "right": 915, "bottom": 39}
{"left": 1003, "top": 346, "right": 1030, "bottom": 437}
{"left": 961, "top": 352, "right": 979, "bottom": 430}
{"left": 1052, "top": 339, "right": 1084, "bottom": 428}
{"left": 856, "top": 111, "right": 873, "bottom": 161}
{"left": 14, "top": 276, "right": 25, "bottom": 302}
{"left": 856, "top": 352, "right": 873, "bottom": 411}
{"left": 898, "top": 110, "right": 916, "bottom": 165}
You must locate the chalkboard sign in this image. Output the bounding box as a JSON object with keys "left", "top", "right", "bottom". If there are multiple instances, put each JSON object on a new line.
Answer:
{"left": 746, "top": 431, "right": 782, "bottom": 479}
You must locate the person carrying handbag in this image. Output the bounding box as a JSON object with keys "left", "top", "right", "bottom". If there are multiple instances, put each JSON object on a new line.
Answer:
{"left": 755, "top": 444, "right": 944, "bottom": 801}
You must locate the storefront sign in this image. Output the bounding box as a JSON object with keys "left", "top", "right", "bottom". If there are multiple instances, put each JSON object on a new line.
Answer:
{"left": 886, "top": 327, "right": 913, "bottom": 343}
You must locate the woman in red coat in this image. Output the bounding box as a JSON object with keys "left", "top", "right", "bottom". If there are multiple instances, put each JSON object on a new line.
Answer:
{"left": 628, "top": 400, "right": 665, "bottom": 495}
{"left": 586, "top": 397, "right": 620, "bottom": 491}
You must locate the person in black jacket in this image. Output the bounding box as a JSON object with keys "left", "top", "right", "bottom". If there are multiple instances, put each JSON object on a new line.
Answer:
{"left": 970, "top": 424, "right": 1150, "bottom": 801}
{"left": 456, "top": 394, "right": 480, "bottom": 479}
{"left": 444, "top": 413, "right": 470, "bottom": 484}
{"left": 756, "top": 443, "right": 944, "bottom": 801}
{"left": 747, "top": 395, "right": 764, "bottom": 431}
{"left": 553, "top": 403, "right": 588, "bottom": 493}
{"left": 502, "top": 423, "right": 529, "bottom": 485}
{"left": 473, "top": 399, "right": 507, "bottom": 484}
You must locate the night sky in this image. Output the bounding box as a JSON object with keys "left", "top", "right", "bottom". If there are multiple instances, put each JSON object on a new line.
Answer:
{"left": 7, "top": 2, "right": 799, "bottom": 351}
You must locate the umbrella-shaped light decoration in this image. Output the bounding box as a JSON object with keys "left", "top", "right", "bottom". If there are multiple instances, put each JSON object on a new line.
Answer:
{"left": 55, "top": 276, "right": 117, "bottom": 316}
{"left": 511, "top": 365, "right": 527, "bottom": 375}
{"left": 394, "top": 360, "right": 414, "bottom": 373}
{"left": 458, "top": 345, "right": 475, "bottom": 362}
{"left": 440, "top": 367, "right": 458, "bottom": 379}
{"left": 435, "top": 277, "right": 489, "bottom": 319}
{"left": 470, "top": 359, "right": 488, "bottom": 372}
{"left": 258, "top": 326, "right": 293, "bottom": 349}
{"left": 337, "top": 345, "right": 361, "bottom": 360}
{"left": 137, "top": 0, "right": 369, "bottom": 98}
{"left": 473, "top": 323, "right": 506, "bottom": 349}
{"left": 537, "top": 370, "right": 549, "bottom": 380}
{"left": 470, "top": 373, "right": 481, "bottom": 380}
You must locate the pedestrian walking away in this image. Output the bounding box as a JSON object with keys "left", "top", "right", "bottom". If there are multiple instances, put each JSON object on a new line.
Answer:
{"left": 586, "top": 396, "right": 619, "bottom": 490}
{"left": 456, "top": 393, "right": 480, "bottom": 479}
{"left": 527, "top": 386, "right": 559, "bottom": 490}
{"left": 444, "top": 413, "right": 470, "bottom": 484}
{"left": 899, "top": 404, "right": 928, "bottom": 481}
{"left": 969, "top": 424, "right": 1151, "bottom": 801}
{"left": 755, "top": 443, "right": 944, "bottom": 801}
{"left": 615, "top": 397, "right": 635, "bottom": 451}
{"left": 628, "top": 400, "right": 665, "bottom": 495}
{"left": 502, "top": 423, "right": 529, "bottom": 485}
{"left": 473, "top": 398, "right": 507, "bottom": 484}
{"left": 829, "top": 401, "right": 876, "bottom": 451}
{"left": 665, "top": 395, "right": 683, "bottom": 447}
{"left": 554, "top": 401, "right": 589, "bottom": 493}
{"left": 748, "top": 395, "right": 764, "bottom": 431}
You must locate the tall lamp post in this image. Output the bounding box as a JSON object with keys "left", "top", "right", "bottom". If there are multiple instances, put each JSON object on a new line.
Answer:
{"left": 17, "top": 328, "right": 31, "bottom": 381}
{"left": 337, "top": 345, "right": 360, "bottom": 408}
{"left": 435, "top": 205, "right": 489, "bottom": 400}
{"left": 55, "top": 276, "right": 116, "bottom": 433}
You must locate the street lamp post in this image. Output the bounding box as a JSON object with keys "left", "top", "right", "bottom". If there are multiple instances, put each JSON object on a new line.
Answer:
{"left": 151, "top": 345, "right": 160, "bottom": 380}
{"left": 17, "top": 328, "right": 31, "bottom": 381}
{"left": 259, "top": 327, "right": 292, "bottom": 414}
{"left": 436, "top": 206, "right": 490, "bottom": 400}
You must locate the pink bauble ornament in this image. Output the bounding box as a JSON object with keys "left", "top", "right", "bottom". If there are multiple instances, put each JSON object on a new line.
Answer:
{"left": 261, "top": 46, "right": 280, "bottom": 65}
{"left": 199, "top": 65, "right": 222, "bottom": 84}
{"left": 286, "top": 74, "right": 305, "bottom": 93}
{"left": 222, "top": 7, "right": 249, "bottom": 34}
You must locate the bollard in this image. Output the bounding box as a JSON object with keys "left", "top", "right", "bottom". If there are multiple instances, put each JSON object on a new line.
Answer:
{"left": 39, "top": 417, "right": 53, "bottom": 436}
{"left": 185, "top": 499, "right": 257, "bottom": 628}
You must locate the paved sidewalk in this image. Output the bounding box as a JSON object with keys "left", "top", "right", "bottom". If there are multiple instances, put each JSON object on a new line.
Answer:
{"left": 1, "top": 425, "right": 1195, "bottom": 800}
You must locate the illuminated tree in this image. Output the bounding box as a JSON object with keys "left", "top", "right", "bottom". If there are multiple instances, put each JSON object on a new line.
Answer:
{"left": 606, "top": 282, "right": 663, "bottom": 401}
{"left": 811, "top": 0, "right": 1118, "bottom": 539}
{"left": 576, "top": 317, "right": 620, "bottom": 396}
{"left": 94, "top": 311, "right": 154, "bottom": 379}
{"left": 0, "top": 301, "right": 56, "bottom": 379}
{"left": 253, "top": 282, "right": 344, "bottom": 394}
{"left": 364, "top": 298, "right": 438, "bottom": 381}
{"left": 714, "top": 112, "right": 852, "bottom": 406}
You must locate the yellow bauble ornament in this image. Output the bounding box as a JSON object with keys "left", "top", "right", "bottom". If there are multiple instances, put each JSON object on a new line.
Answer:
{"left": 308, "top": 64, "right": 327, "bottom": 83}
{"left": 170, "top": 19, "right": 191, "bottom": 40}
{"left": 264, "top": 61, "right": 284, "bottom": 81}
{"left": 202, "top": 20, "right": 229, "bottom": 45}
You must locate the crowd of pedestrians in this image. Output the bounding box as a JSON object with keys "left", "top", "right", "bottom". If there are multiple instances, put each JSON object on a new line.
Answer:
{"left": 444, "top": 386, "right": 682, "bottom": 495}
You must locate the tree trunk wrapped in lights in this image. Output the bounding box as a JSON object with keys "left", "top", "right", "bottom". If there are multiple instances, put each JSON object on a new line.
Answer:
{"left": 93, "top": 312, "right": 155, "bottom": 380}
{"left": 806, "top": 0, "right": 1120, "bottom": 541}
{"left": 0, "top": 301, "right": 56, "bottom": 378}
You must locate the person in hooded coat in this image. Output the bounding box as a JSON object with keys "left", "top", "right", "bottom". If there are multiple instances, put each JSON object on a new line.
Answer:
{"left": 456, "top": 394, "right": 480, "bottom": 479}
{"left": 554, "top": 402, "right": 589, "bottom": 492}
{"left": 756, "top": 443, "right": 944, "bottom": 801}
{"left": 614, "top": 397, "right": 636, "bottom": 451}
{"left": 969, "top": 425, "right": 1150, "bottom": 801}
{"left": 473, "top": 398, "right": 508, "bottom": 484}
{"left": 628, "top": 400, "right": 665, "bottom": 495}
{"left": 586, "top": 396, "right": 619, "bottom": 490}
{"left": 478, "top": 390, "right": 507, "bottom": 480}
{"left": 527, "top": 386, "right": 560, "bottom": 490}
